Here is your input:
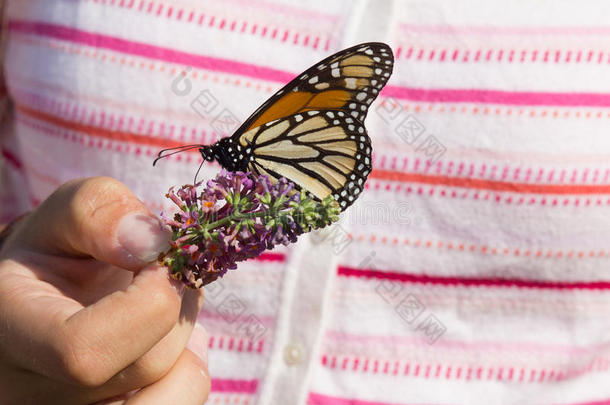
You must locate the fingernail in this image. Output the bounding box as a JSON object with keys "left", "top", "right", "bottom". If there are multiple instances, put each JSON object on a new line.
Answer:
{"left": 187, "top": 323, "right": 209, "bottom": 369}
{"left": 117, "top": 213, "right": 171, "bottom": 264}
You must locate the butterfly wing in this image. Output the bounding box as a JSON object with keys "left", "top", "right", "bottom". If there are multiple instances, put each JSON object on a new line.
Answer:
{"left": 210, "top": 42, "right": 393, "bottom": 210}
{"left": 231, "top": 42, "right": 394, "bottom": 134}
{"left": 236, "top": 110, "right": 371, "bottom": 210}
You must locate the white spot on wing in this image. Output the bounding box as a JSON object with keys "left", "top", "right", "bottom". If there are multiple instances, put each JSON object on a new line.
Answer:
{"left": 345, "top": 78, "right": 357, "bottom": 89}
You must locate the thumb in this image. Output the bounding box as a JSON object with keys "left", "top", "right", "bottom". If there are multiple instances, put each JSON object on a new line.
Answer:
{"left": 16, "top": 176, "right": 170, "bottom": 271}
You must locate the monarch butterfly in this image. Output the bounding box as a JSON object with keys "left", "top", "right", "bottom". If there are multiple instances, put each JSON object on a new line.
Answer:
{"left": 154, "top": 42, "right": 394, "bottom": 210}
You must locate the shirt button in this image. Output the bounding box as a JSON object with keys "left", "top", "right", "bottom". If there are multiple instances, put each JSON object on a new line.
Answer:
{"left": 283, "top": 343, "right": 304, "bottom": 365}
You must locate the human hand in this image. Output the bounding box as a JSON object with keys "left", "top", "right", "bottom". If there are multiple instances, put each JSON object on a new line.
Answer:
{"left": 0, "top": 177, "right": 211, "bottom": 404}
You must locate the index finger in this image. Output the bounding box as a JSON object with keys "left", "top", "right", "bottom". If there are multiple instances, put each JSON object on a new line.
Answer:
{"left": 15, "top": 177, "right": 170, "bottom": 272}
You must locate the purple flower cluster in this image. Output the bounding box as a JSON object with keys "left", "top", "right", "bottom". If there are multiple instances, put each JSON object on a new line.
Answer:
{"left": 159, "top": 170, "right": 340, "bottom": 288}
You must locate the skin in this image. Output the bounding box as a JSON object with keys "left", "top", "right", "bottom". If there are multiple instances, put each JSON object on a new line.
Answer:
{"left": 0, "top": 177, "right": 210, "bottom": 404}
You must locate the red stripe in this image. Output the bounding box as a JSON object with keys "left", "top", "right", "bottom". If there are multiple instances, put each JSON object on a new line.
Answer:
{"left": 337, "top": 266, "right": 610, "bottom": 291}
{"left": 1, "top": 148, "right": 23, "bottom": 170}
{"left": 210, "top": 378, "right": 258, "bottom": 393}
{"left": 18, "top": 103, "right": 610, "bottom": 197}
{"left": 19, "top": 102, "right": 610, "bottom": 197}
{"left": 11, "top": 20, "right": 610, "bottom": 108}
{"left": 17, "top": 104, "right": 185, "bottom": 149}
{"left": 370, "top": 170, "right": 610, "bottom": 195}
{"left": 253, "top": 252, "right": 285, "bottom": 262}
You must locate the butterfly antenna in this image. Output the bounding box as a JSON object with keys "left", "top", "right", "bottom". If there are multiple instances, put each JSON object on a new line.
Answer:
{"left": 152, "top": 144, "right": 204, "bottom": 166}
{"left": 193, "top": 159, "right": 205, "bottom": 185}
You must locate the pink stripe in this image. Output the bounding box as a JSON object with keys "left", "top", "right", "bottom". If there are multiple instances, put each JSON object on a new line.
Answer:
{"left": 211, "top": 378, "right": 258, "bottom": 393}
{"left": 324, "top": 330, "right": 610, "bottom": 357}
{"left": 210, "top": 0, "right": 338, "bottom": 23}
{"left": 198, "top": 308, "right": 274, "bottom": 327}
{"left": 554, "top": 399, "right": 610, "bottom": 405}
{"left": 9, "top": 20, "right": 293, "bottom": 83}
{"left": 308, "top": 392, "right": 439, "bottom": 405}
{"left": 338, "top": 266, "right": 610, "bottom": 290}
{"left": 400, "top": 24, "right": 610, "bottom": 36}
{"left": 13, "top": 20, "right": 610, "bottom": 108}
{"left": 319, "top": 355, "right": 610, "bottom": 383}
{"left": 382, "top": 86, "right": 610, "bottom": 107}
{"left": 253, "top": 252, "right": 285, "bottom": 262}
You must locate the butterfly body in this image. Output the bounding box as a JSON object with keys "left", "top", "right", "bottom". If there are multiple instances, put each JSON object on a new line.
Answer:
{"left": 155, "top": 42, "right": 394, "bottom": 210}
{"left": 203, "top": 137, "right": 250, "bottom": 172}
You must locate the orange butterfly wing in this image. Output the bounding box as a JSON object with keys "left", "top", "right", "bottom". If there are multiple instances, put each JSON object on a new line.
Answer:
{"left": 232, "top": 42, "right": 394, "bottom": 134}
{"left": 202, "top": 43, "right": 394, "bottom": 210}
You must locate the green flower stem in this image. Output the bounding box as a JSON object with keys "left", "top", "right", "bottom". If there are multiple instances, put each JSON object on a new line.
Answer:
{"left": 206, "top": 205, "right": 291, "bottom": 230}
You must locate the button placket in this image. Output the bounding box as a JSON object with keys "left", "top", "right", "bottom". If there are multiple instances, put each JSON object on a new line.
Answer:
{"left": 256, "top": 236, "right": 339, "bottom": 405}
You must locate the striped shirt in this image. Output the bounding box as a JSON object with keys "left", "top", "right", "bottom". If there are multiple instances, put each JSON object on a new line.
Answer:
{"left": 3, "top": 0, "right": 610, "bottom": 404}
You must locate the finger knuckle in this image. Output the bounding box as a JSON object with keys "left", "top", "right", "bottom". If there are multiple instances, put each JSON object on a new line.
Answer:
{"left": 69, "top": 177, "right": 128, "bottom": 216}
{"left": 130, "top": 350, "right": 176, "bottom": 384}
{"left": 62, "top": 177, "right": 140, "bottom": 246}
{"left": 53, "top": 334, "right": 113, "bottom": 387}
{"left": 148, "top": 288, "right": 181, "bottom": 324}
